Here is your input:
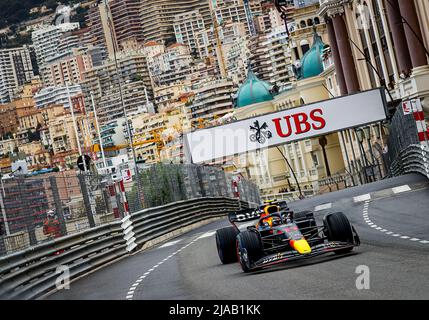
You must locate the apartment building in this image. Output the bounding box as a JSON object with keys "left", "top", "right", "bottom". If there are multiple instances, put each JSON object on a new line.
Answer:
{"left": 249, "top": 25, "right": 295, "bottom": 89}
{"left": 40, "top": 47, "right": 94, "bottom": 87}
{"left": 154, "top": 82, "right": 192, "bottom": 113}
{"left": 173, "top": 10, "right": 206, "bottom": 56}
{"left": 149, "top": 43, "right": 193, "bottom": 87}
{"left": 85, "top": 1, "right": 116, "bottom": 57}
{"left": 97, "top": 80, "right": 153, "bottom": 126}
{"left": 48, "top": 112, "right": 79, "bottom": 155}
{"left": 140, "top": 0, "right": 212, "bottom": 44}
{"left": 0, "top": 46, "right": 34, "bottom": 103}
{"left": 34, "top": 84, "right": 82, "bottom": 109}
{"left": 189, "top": 79, "right": 235, "bottom": 127}
{"left": 0, "top": 103, "right": 18, "bottom": 137}
{"left": 31, "top": 23, "right": 80, "bottom": 66}
{"left": 110, "top": 0, "right": 145, "bottom": 49}
{"left": 81, "top": 52, "right": 154, "bottom": 126}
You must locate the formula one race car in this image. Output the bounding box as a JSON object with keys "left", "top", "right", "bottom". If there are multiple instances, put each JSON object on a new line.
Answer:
{"left": 215, "top": 201, "right": 360, "bottom": 272}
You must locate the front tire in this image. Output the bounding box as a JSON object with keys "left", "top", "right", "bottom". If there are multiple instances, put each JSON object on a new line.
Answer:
{"left": 324, "top": 212, "right": 354, "bottom": 254}
{"left": 236, "top": 231, "right": 263, "bottom": 272}
{"left": 216, "top": 227, "right": 238, "bottom": 264}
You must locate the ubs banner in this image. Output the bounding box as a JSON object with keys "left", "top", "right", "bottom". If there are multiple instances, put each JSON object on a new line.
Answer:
{"left": 184, "top": 88, "right": 387, "bottom": 163}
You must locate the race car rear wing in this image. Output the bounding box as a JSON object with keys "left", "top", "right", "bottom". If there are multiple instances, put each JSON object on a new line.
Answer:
{"left": 228, "top": 208, "right": 261, "bottom": 223}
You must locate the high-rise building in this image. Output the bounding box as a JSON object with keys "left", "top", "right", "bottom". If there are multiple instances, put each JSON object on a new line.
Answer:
{"left": 0, "top": 46, "right": 34, "bottom": 103}
{"left": 81, "top": 52, "right": 154, "bottom": 126}
{"left": 110, "top": 0, "right": 145, "bottom": 49}
{"left": 148, "top": 43, "right": 193, "bottom": 87}
{"left": 85, "top": 2, "right": 116, "bottom": 56}
{"left": 140, "top": 0, "right": 212, "bottom": 44}
{"left": 34, "top": 84, "right": 83, "bottom": 110}
{"left": 40, "top": 47, "right": 94, "bottom": 87}
{"left": 210, "top": 0, "right": 262, "bottom": 37}
{"left": 250, "top": 25, "right": 294, "bottom": 89}
{"left": 173, "top": 10, "right": 206, "bottom": 56}
{"left": 31, "top": 23, "right": 80, "bottom": 66}
{"left": 188, "top": 79, "right": 235, "bottom": 127}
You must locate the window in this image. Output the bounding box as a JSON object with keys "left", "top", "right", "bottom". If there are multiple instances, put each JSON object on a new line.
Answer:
{"left": 311, "top": 153, "right": 319, "bottom": 166}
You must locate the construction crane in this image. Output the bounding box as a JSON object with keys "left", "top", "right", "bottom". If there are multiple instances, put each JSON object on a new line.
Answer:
{"left": 91, "top": 129, "right": 164, "bottom": 154}
{"left": 211, "top": 2, "right": 227, "bottom": 77}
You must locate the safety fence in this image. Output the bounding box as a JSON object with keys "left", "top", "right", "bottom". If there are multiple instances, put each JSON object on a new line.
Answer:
{"left": 0, "top": 172, "right": 112, "bottom": 256}
{"left": 0, "top": 164, "right": 260, "bottom": 257}
{"left": 389, "top": 144, "right": 429, "bottom": 179}
{"left": 0, "top": 197, "right": 253, "bottom": 300}
{"left": 386, "top": 101, "right": 429, "bottom": 179}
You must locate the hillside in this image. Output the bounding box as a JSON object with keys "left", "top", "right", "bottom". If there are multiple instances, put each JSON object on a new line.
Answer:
{"left": 0, "top": 0, "right": 82, "bottom": 29}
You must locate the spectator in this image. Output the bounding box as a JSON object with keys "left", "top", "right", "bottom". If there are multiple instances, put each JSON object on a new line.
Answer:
{"left": 43, "top": 210, "right": 61, "bottom": 239}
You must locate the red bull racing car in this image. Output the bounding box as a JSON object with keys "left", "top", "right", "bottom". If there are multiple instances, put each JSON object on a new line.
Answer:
{"left": 215, "top": 200, "right": 360, "bottom": 272}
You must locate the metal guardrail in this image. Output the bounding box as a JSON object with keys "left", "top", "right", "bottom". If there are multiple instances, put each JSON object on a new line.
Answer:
{"left": 0, "top": 197, "right": 252, "bottom": 300}
{"left": 389, "top": 144, "right": 429, "bottom": 179}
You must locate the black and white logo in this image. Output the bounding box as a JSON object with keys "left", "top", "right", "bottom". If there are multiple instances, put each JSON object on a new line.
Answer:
{"left": 249, "top": 120, "right": 272, "bottom": 144}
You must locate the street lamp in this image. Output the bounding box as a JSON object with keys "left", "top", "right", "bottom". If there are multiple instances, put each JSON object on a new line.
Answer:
{"left": 355, "top": 128, "right": 370, "bottom": 183}
{"left": 276, "top": 146, "right": 304, "bottom": 199}
{"left": 364, "top": 126, "right": 379, "bottom": 181}
{"left": 318, "top": 135, "right": 331, "bottom": 177}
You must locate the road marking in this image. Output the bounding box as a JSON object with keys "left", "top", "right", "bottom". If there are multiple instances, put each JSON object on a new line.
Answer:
{"left": 315, "top": 203, "right": 332, "bottom": 211}
{"left": 197, "top": 231, "right": 216, "bottom": 239}
{"left": 159, "top": 239, "right": 182, "bottom": 248}
{"left": 354, "top": 194, "right": 371, "bottom": 203}
{"left": 125, "top": 237, "right": 201, "bottom": 300}
{"left": 392, "top": 185, "right": 411, "bottom": 194}
{"left": 362, "top": 200, "right": 429, "bottom": 245}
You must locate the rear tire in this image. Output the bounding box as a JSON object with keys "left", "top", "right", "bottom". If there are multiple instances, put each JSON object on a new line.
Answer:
{"left": 236, "top": 231, "right": 263, "bottom": 272}
{"left": 324, "top": 212, "right": 354, "bottom": 254}
{"left": 216, "top": 227, "right": 238, "bottom": 264}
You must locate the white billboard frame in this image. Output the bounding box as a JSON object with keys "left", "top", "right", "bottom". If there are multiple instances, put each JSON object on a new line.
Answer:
{"left": 184, "top": 88, "right": 388, "bottom": 164}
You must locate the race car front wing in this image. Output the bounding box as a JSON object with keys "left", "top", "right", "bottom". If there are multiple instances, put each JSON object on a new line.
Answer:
{"left": 252, "top": 241, "right": 356, "bottom": 270}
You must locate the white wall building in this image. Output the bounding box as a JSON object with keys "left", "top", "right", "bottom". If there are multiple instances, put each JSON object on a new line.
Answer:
{"left": 34, "top": 84, "right": 82, "bottom": 109}
{"left": 31, "top": 23, "right": 80, "bottom": 66}
{"left": 173, "top": 10, "right": 206, "bottom": 57}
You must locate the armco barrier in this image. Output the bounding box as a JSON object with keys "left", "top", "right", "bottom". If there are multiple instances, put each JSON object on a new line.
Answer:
{"left": 0, "top": 197, "right": 253, "bottom": 300}
{"left": 389, "top": 144, "right": 429, "bottom": 179}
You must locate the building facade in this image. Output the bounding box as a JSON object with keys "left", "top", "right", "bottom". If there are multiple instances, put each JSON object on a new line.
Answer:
{"left": 317, "top": 0, "right": 429, "bottom": 182}
{"left": 0, "top": 46, "right": 34, "bottom": 103}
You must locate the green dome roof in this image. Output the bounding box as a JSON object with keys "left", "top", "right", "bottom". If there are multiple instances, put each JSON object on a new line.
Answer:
{"left": 300, "top": 31, "right": 326, "bottom": 79}
{"left": 236, "top": 70, "right": 274, "bottom": 108}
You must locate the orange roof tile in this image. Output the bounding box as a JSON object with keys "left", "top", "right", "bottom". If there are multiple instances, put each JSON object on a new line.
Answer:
{"left": 144, "top": 40, "right": 162, "bottom": 47}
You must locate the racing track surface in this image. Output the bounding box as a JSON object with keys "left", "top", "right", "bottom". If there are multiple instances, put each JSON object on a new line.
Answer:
{"left": 48, "top": 174, "right": 429, "bottom": 300}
